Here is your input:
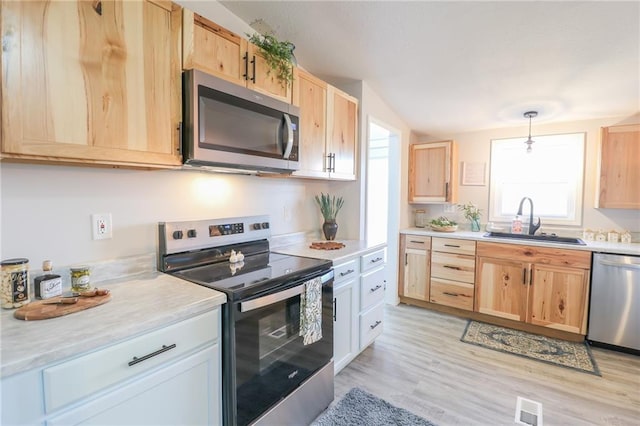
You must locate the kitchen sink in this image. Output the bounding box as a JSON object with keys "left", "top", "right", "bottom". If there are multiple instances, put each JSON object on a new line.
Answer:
{"left": 483, "top": 231, "right": 586, "bottom": 245}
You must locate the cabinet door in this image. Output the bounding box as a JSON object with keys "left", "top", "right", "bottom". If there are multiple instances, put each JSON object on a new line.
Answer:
{"left": 48, "top": 345, "right": 220, "bottom": 426}
{"left": 293, "top": 69, "right": 328, "bottom": 178}
{"left": 327, "top": 86, "right": 358, "bottom": 180}
{"left": 528, "top": 265, "right": 589, "bottom": 334}
{"left": 409, "top": 141, "right": 457, "bottom": 203}
{"left": 183, "top": 10, "right": 248, "bottom": 86}
{"left": 333, "top": 283, "right": 354, "bottom": 373}
{"left": 1, "top": 0, "right": 182, "bottom": 167}
{"left": 402, "top": 248, "right": 430, "bottom": 301}
{"left": 475, "top": 257, "right": 528, "bottom": 322}
{"left": 597, "top": 125, "right": 640, "bottom": 209}
{"left": 247, "top": 44, "right": 293, "bottom": 103}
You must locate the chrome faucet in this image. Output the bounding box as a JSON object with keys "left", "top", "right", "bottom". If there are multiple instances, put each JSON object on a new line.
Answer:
{"left": 517, "top": 197, "right": 541, "bottom": 235}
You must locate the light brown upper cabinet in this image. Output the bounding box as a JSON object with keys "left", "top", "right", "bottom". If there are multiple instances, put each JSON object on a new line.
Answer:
{"left": 1, "top": 0, "right": 183, "bottom": 168}
{"left": 182, "top": 10, "right": 292, "bottom": 104}
{"left": 292, "top": 69, "right": 358, "bottom": 180}
{"left": 409, "top": 141, "right": 458, "bottom": 203}
{"left": 596, "top": 124, "right": 640, "bottom": 209}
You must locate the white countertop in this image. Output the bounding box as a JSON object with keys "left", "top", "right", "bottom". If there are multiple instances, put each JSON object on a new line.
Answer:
{"left": 0, "top": 272, "right": 226, "bottom": 378}
{"left": 401, "top": 228, "right": 640, "bottom": 256}
{"left": 273, "top": 239, "right": 387, "bottom": 264}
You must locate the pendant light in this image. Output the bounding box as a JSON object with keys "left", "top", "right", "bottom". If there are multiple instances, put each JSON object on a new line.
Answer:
{"left": 523, "top": 111, "right": 538, "bottom": 153}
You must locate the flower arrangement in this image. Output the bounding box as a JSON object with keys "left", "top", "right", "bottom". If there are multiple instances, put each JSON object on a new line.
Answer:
{"left": 458, "top": 202, "right": 482, "bottom": 221}
{"left": 314, "top": 193, "right": 344, "bottom": 222}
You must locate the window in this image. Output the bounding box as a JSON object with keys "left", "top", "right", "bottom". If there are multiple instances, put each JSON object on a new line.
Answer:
{"left": 489, "top": 133, "right": 585, "bottom": 226}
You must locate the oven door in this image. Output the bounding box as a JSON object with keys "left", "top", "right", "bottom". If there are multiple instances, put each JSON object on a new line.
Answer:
{"left": 233, "top": 270, "right": 333, "bottom": 426}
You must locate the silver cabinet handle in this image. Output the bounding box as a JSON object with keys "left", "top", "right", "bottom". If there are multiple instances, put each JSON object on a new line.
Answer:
{"left": 370, "top": 257, "right": 383, "bottom": 264}
{"left": 370, "top": 284, "right": 382, "bottom": 293}
{"left": 369, "top": 320, "right": 382, "bottom": 330}
{"left": 340, "top": 269, "right": 355, "bottom": 277}
{"left": 128, "top": 344, "right": 176, "bottom": 367}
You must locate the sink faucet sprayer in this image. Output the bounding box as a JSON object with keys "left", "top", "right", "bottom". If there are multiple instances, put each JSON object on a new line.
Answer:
{"left": 516, "top": 197, "right": 541, "bottom": 235}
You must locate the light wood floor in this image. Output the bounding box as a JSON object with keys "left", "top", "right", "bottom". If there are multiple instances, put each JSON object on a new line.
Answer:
{"left": 331, "top": 304, "right": 640, "bottom": 426}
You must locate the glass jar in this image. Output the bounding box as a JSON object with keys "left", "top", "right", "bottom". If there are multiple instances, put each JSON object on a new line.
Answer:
{"left": 70, "top": 266, "right": 91, "bottom": 292}
{"left": 1, "top": 258, "right": 30, "bottom": 309}
{"left": 415, "top": 210, "right": 427, "bottom": 228}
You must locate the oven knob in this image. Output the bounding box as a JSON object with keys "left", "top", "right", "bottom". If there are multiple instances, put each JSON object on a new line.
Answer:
{"left": 187, "top": 229, "right": 197, "bottom": 238}
{"left": 172, "top": 230, "right": 184, "bottom": 240}
{"left": 252, "top": 223, "right": 261, "bottom": 230}
{"left": 261, "top": 222, "right": 270, "bottom": 229}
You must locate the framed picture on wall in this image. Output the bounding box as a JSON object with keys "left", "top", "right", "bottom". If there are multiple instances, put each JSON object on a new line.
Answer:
{"left": 461, "top": 162, "right": 486, "bottom": 186}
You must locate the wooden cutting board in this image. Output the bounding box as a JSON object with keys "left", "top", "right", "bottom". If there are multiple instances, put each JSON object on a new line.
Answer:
{"left": 14, "top": 294, "right": 112, "bottom": 321}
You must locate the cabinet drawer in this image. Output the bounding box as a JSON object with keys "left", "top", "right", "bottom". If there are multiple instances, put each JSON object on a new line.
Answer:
{"left": 361, "top": 248, "right": 386, "bottom": 272}
{"left": 405, "top": 235, "right": 431, "bottom": 250}
{"left": 360, "top": 303, "right": 384, "bottom": 350}
{"left": 431, "top": 252, "right": 475, "bottom": 283}
{"left": 430, "top": 278, "right": 474, "bottom": 311}
{"left": 43, "top": 309, "right": 219, "bottom": 412}
{"left": 432, "top": 237, "right": 476, "bottom": 256}
{"left": 361, "top": 267, "right": 386, "bottom": 310}
{"left": 334, "top": 259, "right": 360, "bottom": 285}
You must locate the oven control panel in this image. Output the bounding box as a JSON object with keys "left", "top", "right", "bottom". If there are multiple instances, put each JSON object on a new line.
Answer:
{"left": 159, "top": 215, "right": 271, "bottom": 255}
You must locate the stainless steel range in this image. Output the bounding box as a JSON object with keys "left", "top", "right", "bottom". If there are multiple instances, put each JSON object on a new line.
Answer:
{"left": 158, "top": 215, "right": 334, "bottom": 426}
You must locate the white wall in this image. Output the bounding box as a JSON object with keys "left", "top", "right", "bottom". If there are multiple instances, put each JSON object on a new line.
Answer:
{"left": 407, "top": 113, "right": 640, "bottom": 236}
{"left": 0, "top": 163, "right": 329, "bottom": 266}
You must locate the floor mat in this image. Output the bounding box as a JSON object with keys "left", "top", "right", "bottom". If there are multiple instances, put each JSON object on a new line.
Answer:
{"left": 461, "top": 320, "right": 600, "bottom": 376}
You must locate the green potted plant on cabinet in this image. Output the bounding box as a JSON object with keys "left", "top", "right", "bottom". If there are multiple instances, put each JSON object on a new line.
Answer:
{"left": 247, "top": 33, "right": 295, "bottom": 88}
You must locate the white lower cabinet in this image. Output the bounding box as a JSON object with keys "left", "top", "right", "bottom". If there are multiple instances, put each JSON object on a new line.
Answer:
{"left": 332, "top": 246, "right": 386, "bottom": 374}
{"left": 1, "top": 309, "right": 222, "bottom": 426}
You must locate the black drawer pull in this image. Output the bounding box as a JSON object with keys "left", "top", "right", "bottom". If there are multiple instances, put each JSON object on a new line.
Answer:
{"left": 444, "top": 244, "right": 460, "bottom": 248}
{"left": 370, "top": 320, "right": 382, "bottom": 330}
{"left": 370, "top": 284, "right": 382, "bottom": 293}
{"left": 409, "top": 240, "right": 425, "bottom": 244}
{"left": 128, "top": 344, "right": 176, "bottom": 367}
{"left": 339, "top": 269, "right": 355, "bottom": 277}
{"left": 443, "top": 291, "right": 459, "bottom": 297}
{"left": 370, "top": 257, "right": 383, "bottom": 263}
{"left": 443, "top": 265, "right": 461, "bottom": 270}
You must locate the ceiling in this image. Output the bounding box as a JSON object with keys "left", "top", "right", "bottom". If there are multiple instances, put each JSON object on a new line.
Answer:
{"left": 219, "top": 1, "right": 639, "bottom": 135}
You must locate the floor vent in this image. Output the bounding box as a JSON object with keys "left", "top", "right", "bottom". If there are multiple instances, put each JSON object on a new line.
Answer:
{"left": 515, "top": 396, "right": 543, "bottom": 426}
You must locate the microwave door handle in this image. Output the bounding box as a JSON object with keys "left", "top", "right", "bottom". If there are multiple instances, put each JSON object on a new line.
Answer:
{"left": 282, "top": 113, "right": 294, "bottom": 159}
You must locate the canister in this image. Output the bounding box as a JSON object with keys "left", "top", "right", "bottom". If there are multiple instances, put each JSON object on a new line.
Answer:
{"left": 415, "top": 210, "right": 427, "bottom": 228}
{"left": 1, "top": 258, "right": 30, "bottom": 309}
{"left": 70, "top": 266, "right": 91, "bottom": 292}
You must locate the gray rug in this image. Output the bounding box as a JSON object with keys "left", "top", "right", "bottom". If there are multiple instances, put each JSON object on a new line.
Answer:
{"left": 312, "top": 387, "right": 436, "bottom": 426}
{"left": 461, "top": 321, "right": 600, "bottom": 376}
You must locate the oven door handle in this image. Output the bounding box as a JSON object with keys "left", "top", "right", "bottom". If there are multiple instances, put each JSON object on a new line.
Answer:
{"left": 240, "top": 283, "right": 305, "bottom": 312}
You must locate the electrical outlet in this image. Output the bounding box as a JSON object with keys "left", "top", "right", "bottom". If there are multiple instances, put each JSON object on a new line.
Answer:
{"left": 444, "top": 204, "right": 457, "bottom": 213}
{"left": 91, "top": 213, "right": 112, "bottom": 240}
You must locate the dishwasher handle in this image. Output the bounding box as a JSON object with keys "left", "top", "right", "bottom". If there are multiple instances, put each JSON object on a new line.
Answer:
{"left": 597, "top": 258, "right": 640, "bottom": 270}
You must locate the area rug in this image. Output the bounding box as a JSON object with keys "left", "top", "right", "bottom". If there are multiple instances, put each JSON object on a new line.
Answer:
{"left": 461, "top": 321, "right": 600, "bottom": 376}
{"left": 312, "top": 387, "right": 436, "bottom": 426}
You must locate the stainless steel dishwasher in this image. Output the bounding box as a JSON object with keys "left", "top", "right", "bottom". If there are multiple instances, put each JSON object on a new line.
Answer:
{"left": 588, "top": 253, "right": 640, "bottom": 352}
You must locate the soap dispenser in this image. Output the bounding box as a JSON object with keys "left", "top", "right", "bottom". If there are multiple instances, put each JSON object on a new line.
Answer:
{"left": 511, "top": 215, "right": 523, "bottom": 234}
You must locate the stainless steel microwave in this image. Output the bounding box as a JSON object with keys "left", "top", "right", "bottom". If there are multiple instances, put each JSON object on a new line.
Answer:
{"left": 182, "top": 69, "right": 300, "bottom": 174}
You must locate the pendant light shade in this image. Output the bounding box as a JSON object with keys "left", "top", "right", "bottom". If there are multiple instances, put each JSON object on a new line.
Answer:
{"left": 524, "top": 111, "right": 538, "bottom": 153}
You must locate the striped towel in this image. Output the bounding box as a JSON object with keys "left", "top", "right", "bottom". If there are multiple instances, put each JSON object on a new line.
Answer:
{"left": 299, "top": 277, "right": 323, "bottom": 345}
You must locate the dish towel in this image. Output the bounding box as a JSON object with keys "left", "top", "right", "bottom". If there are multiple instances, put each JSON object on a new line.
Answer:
{"left": 299, "top": 276, "right": 323, "bottom": 345}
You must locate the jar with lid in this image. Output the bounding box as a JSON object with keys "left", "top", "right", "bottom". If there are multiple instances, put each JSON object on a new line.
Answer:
{"left": 34, "top": 260, "right": 62, "bottom": 299}
{"left": 414, "top": 210, "right": 427, "bottom": 228}
{"left": 1, "top": 258, "right": 30, "bottom": 309}
{"left": 70, "top": 266, "right": 91, "bottom": 292}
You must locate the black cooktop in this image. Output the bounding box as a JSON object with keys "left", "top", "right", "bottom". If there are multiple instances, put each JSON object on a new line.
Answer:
{"left": 172, "top": 251, "right": 331, "bottom": 301}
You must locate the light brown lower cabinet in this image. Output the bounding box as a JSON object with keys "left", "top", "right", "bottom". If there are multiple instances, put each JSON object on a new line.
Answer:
{"left": 398, "top": 234, "right": 431, "bottom": 301}
{"left": 475, "top": 242, "right": 591, "bottom": 334}
{"left": 429, "top": 237, "right": 476, "bottom": 311}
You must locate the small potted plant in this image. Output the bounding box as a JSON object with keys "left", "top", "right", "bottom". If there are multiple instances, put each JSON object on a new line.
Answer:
{"left": 458, "top": 202, "right": 482, "bottom": 232}
{"left": 247, "top": 32, "right": 295, "bottom": 88}
{"left": 315, "top": 193, "right": 344, "bottom": 240}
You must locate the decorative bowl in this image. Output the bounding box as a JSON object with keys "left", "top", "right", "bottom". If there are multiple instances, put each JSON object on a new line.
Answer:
{"left": 430, "top": 224, "right": 458, "bottom": 232}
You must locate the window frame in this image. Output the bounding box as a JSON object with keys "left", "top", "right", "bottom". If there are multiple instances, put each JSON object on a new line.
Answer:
{"left": 488, "top": 132, "right": 586, "bottom": 227}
